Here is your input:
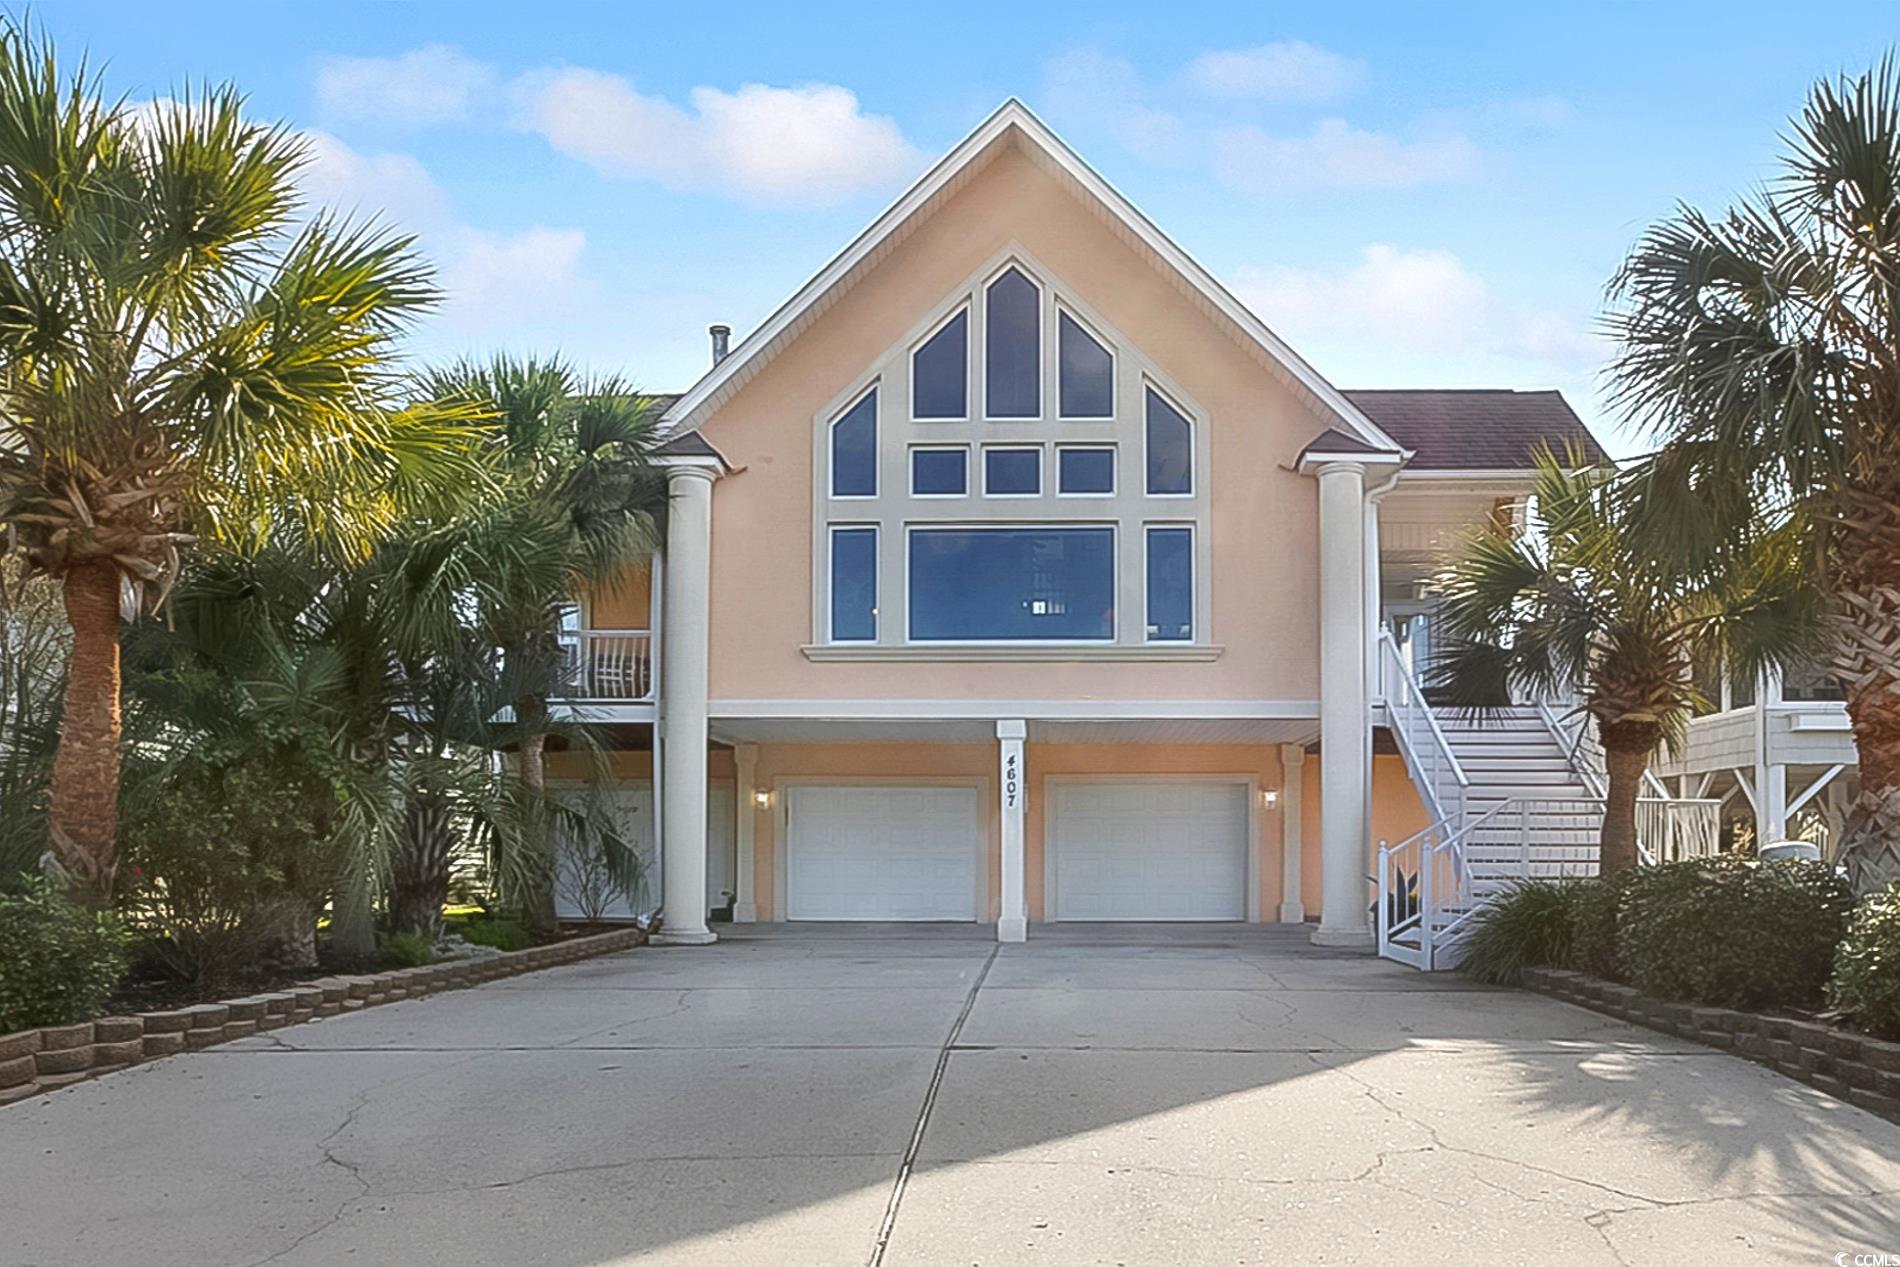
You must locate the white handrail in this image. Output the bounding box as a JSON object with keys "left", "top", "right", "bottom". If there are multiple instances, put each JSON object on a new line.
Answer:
{"left": 1379, "top": 631, "right": 1470, "bottom": 826}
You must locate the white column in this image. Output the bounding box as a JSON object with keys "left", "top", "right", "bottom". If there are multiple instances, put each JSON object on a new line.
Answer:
{"left": 1313, "top": 461, "right": 1372, "bottom": 947}
{"left": 732, "top": 743, "right": 759, "bottom": 923}
{"left": 997, "top": 719, "right": 1027, "bottom": 943}
{"left": 1755, "top": 668, "right": 1788, "bottom": 844}
{"left": 1278, "top": 742, "right": 1306, "bottom": 923}
{"left": 652, "top": 465, "right": 718, "bottom": 946}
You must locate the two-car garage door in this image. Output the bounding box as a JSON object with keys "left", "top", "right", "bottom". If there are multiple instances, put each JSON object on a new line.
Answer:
{"left": 1048, "top": 782, "right": 1250, "bottom": 921}
{"left": 783, "top": 779, "right": 1250, "bottom": 923}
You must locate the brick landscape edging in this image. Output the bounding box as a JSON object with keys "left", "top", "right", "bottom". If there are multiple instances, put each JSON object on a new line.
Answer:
{"left": 1522, "top": 966, "right": 1900, "bottom": 1125}
{"left": 0, "top": 926, "right": 647, "bottom": 1108}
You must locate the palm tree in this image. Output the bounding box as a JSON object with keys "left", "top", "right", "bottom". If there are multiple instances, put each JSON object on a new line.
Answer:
{"left": 416, "top": 356, "right": 665, "bottom": 933}
{"left": 1607, "top": 59, "right": 1900, "bottom": 889}
{"left": 0, "top": 24, "right": 482, "bottom": 904}
{"left": 1431, "top": 451, "right": 1816, "bottom": 874}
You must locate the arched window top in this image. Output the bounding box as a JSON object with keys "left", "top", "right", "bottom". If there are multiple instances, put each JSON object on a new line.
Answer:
{"left": 985, "top": 266, "right": 1041, "bottom": 418}
{"left": 830, "top": 387, "right": 878, "bottom": 497}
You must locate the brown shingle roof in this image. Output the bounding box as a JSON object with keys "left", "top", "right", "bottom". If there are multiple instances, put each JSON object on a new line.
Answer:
{"left": 1342, "top": 389, "right": 1607, "bottom": 471}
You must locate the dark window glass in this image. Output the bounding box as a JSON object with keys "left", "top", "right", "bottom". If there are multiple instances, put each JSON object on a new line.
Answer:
{"left": 985, "top": 268, "right": 1040, "bottom": 417}
{"left": 830, "top": 528, "right": 877, "bottom": 641}
{"left": 1058, "top": 312, "right": 1113, "bottom": 417}
{"left": 912, "top": 310, "right": 967, "bottom": 419}
{"left": 1058, "top": 447, "right": 1115, "bottom": 495}
{"left": 1146, "top": 528, "right": 1193, "bottom": 642}
{"left": 1145, "top": 387, "right": 1192, "bottom": 494}
{"left": 830, "top": 390, "right": 877, "bottom": 497}
{"left": 911, "top": 448, "right": 967, "bottom": 496}
{"left": 909, "top": 528, "right": 1114, "bottom": 641}
{"left": 984, "top": 447, "right": 1041, "bottom": 496}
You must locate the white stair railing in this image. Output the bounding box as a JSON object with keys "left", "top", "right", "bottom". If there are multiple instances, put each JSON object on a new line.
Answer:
{"left": 1379, "top": 631, "right": 1470, "bottom": 827}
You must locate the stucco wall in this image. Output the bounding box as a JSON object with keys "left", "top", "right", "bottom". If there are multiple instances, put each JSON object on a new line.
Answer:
{"left": 689, "top": 145, "right": 1331, "bottom": 704}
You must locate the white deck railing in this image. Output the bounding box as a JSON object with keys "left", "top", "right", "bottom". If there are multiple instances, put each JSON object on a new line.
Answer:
{"left": 563, "top": 629, "right": 656, "bottom": 701}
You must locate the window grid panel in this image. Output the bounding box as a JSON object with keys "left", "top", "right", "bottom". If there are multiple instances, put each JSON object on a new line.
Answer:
{"left": 985, "top": 267, "right": 1041, "bottom": 419}
{"left": 911, "top": 308, "right": 968, "bottom": 420}
{"left": 910, "top": 446, "right": 969, "bottom": 497}
{"left": 830, "top": 527, "right": 878, "bottom": 642}
{"left": 1058, "top": 310, "right": 1114, "bottom": 418}
{"left": 830, "top": 388, "right": 879, "bottom": 498}
{"left": 1057, "top": 445, "right": 1116, "bottom": 496}
{"left": 983, "top": 445, "right": 1043, "bottom": 497}
{"left": 1145, "top": 525, "right": 1193, "bottom": 642}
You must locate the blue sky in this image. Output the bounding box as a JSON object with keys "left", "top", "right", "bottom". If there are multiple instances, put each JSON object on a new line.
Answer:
{"left": 40, "top": 1, "right": 1896, "bottom": 453}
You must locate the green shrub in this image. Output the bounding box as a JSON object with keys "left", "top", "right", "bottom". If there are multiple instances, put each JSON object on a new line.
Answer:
{"left": 1457, "top": 879, "right": 1576, "bottom": 985}
{"left": 377, "top": 930, "right": 436, "bottom": 969}
{"left": 0, "top": 877, "right": 131, "bottom": 1032}
{"left": 1831, "top": 882, "right": 1900, "bottom": 1040}
{"left": 1618, "top": 858, "right": 1853, "bottom": 1010}
{"left": 1563, "top": 874, "right": 1627, "bottom": 980}
{"left": 453, "top": 918, "right": 533, "bottom": 952}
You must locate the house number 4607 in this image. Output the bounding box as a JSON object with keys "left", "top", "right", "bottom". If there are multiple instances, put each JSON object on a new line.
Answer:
{"left": 1004, "top": 752, "right": 1020, "bottom": 809}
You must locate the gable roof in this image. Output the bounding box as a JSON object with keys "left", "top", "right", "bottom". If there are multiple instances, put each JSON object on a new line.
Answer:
{"left": 657, "top": 99, "right": 1401, "bottom": 456}
{"left": 1340, "top": 389, "right": 1607, "bottom": 472}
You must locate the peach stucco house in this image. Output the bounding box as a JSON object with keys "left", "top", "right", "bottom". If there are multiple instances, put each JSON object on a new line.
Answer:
{"left": 551, "top": 101, "right": 1616, "bottom": 963}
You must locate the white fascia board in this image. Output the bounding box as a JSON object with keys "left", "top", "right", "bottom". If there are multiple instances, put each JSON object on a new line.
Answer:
{"left": 659, "top": 99, "right": 1399, "bottom": 455}
{"left": 708, "top": 698, "right": 1322, "bottom": 720}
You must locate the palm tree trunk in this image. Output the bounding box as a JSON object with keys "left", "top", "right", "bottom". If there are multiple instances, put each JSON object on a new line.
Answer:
{"left": 1598, "top": 720, "right": 1659, "bottom": 875}
{"left": 47, "top": 561, "right": 123, "bottom": 904}
{"left": 1827, "top": 479, "right": 1900, "bottom": 891}
{"left": 391, "top": 796, "right": 454, "bottom": 939}
{"left": 515, "top": 697, "right": 558, "bottom": 937}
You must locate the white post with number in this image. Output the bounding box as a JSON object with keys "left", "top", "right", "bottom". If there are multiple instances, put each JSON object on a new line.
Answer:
{"left": 997, "top": 719, "right": 1027, "bottom": 943}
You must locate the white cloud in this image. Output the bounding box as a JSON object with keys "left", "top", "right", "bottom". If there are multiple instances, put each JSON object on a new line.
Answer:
{"left": 1231, "top": 244, "right": 1600, "bottom": 372}
{"left": 1041, "top": 48, "right": 1198, "bottom": 168}
{"left": 514, "top": 71, "right": 922, "bottom": 206}
{"left": 1213, "top": 119, "right": 1481, "bottom": 193}
{"left": 314, "top": 45, "right": 496, "bottom": 125}
{"left": 1184, "top": 40, "right": 1367, "bottom": 102}
{"left": 299, "top": 130, "right": 587, "bottom": 336}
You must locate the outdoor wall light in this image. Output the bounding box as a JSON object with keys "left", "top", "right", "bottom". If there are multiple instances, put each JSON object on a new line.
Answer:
{"left": 1260, "top": 788, "right": 1280, "bottom": 810}
{"left": 752, "top": 788, "right": 772, "bottom": 811}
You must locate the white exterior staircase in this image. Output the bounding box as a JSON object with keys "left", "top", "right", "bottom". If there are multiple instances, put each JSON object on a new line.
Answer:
{"left": 1375, "top": 633, "right": 1721, "bottom": 970}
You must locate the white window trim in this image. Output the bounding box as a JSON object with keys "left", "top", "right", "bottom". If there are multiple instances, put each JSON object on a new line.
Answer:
{"left": 909, "top": 444, "right": 970, "bottom": 498}
{"left": 1141, "top": 379, "right": 1195, "bottom": 499}
{"left": 902, "top": 521, "right": 1118, "bottom": 646}
{"left": 982, "top": 444, "right": 1043, "bottom": 498}
{"left": 1055, "top": 443, "right": 1117, "bottom": 498}
{"left": 909, "top": 304, "right": 971, "bottom": 422}
{"left": 981, "top": 263, "right": 1043, "bottom": 422}
{"left": 1056, "top": 305, "right": 1116, "bottom": 422}
{"left": 1143, "top": 522, "right": 1195, "bottom": 644}
{"left": 828, "top": 383, "right": 880, "bottom": 501}
{"left": 827, "top": 524, "right": 878, "bottom": 643}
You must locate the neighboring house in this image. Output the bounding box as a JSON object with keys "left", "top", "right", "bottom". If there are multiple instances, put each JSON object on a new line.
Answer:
{"left": 548, "top": 101, "right": 1618, "bottom": 962}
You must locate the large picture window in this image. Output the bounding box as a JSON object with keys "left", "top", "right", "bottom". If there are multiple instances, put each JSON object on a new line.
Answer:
{"left": 909, "top": 527, "right": 1114, "bottom": 641}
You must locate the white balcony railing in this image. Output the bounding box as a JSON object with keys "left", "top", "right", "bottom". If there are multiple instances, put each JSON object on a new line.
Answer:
{"left": 562, "top": 629, "right": 656, "bottom": 701}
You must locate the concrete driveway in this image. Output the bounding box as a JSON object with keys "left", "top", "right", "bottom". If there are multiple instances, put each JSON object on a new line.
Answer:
{"left": 5, "top": 925, "right": 1899, "bottom": 1265}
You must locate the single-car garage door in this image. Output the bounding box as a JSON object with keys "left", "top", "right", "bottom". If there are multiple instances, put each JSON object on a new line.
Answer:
{"left": 1049, "top": 781, "right": 1250, "bottom": 921}
{"left": 785, "top": 784, "right": 982, "bottom": 921}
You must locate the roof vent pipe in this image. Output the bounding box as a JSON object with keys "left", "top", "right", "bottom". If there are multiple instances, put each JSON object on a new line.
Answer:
{"left": 709, "top": 324, "right": 731, "bottom": 366}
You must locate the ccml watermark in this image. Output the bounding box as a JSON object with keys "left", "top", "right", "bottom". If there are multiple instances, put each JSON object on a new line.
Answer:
{"left": 1835, "top": 1253, "right": 1900, "bottom": 1266}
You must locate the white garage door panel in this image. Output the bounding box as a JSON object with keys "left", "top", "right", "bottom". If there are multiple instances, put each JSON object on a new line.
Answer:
{"left": 1052, "top": 783, "right": 1248, "bottom": 921}
{"left": 787, "top": 785, "right": 980, "bottom": 921}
